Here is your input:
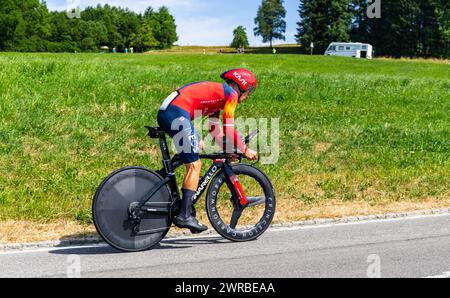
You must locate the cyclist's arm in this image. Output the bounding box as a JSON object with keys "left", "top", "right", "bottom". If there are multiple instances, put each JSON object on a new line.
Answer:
{"left": 208, "top": 111, "right": 224, "bottom": 148}
{"left": 223, "top": 97, "right": 248, "bottom": 154}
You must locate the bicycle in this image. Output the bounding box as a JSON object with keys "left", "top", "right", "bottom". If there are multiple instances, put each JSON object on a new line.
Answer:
{"left": 92, "top": 126, "right": 276, "bottom": 252}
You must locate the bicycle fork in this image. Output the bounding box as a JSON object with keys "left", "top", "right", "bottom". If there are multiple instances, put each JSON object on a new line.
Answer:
{"left": 220, "top": 163, "right": 249, "bottom": 229}
{"left": 224, "top": 165, "right": 248, "bottom": 206}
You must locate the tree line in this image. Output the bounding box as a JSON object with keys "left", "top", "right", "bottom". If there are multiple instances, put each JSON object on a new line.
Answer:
{"left": 0, "top": 0, "right": 177, "bottom": 53}
{"left": 1, "top": 0, "right": 448, "bottom": 57}
{"left": 239, "top": 0, "right": 449, "bottom": 58}
{"left": 298, "top": 0, "right": 449, "bottom": 57}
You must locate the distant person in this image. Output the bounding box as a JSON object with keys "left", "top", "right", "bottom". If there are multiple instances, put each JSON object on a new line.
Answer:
{"left": 272, "top": 48, "right": 277, "bottom": 54}
{"left": 125, "top": 48, "right": 129, "bottom": 54}
{"left": 156, "top": 69, "right": 259, "bottom": 233}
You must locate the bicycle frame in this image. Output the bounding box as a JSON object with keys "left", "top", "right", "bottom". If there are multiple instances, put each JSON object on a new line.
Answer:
{"left": 131, "top": 127, "right": 251, "bottom": 217}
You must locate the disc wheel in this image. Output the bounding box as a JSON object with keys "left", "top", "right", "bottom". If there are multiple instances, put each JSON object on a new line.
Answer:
{"left": 93, "top": 167, "right": 172, "bottom": 252}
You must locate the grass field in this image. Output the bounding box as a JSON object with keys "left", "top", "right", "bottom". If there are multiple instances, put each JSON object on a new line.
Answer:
{"left": 0, "top": 52, "right": 449, "bottom": 242}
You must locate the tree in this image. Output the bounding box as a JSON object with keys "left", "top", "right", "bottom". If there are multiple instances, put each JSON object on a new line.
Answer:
{"left": 328, "top": 0, "right": 351, "bottom": 43}
{"left": 0, "top": 0, "right": 51, "bottom": 52}
{"left": 296, "top": 0, "right": 328, "bottom": 53}
{"left": 155, "top": 6, "right": 178, "bottom": 49}
{"left": 296, "top": 0, "right": 350, "bottom": 54}
{"left": 0, "top": 0, "right": 24, "bottom": 50}
{"left": 21, "top": 0, "right": 52, "bottom": 51}
{"left": 349, "top": 0, "right": 370, "bottom": 43}
{"left": 49, "top": 11, "right": 70, "bottom": 43}
{"left": 49, "top": 11, "right": 81, "bottom": 52}
{"left": 78, "top": 20, "right": 108, "bottom": 51}
{"left": 416, "top": 0, "right": 442, "bottom": 57}
{"left": 350, "top": 0, "right": 448, "bottom": 58}
{"left": 432, "top": 0, "right": 450, "bottom": 57}
{"left": 231, "top": 26, "right": 249, "bottom": 48}
{"left": 130, "top": 21, "right": 160, "bottom": 52}
{"left": 115, "top": 9, "right": 141, "bottom": 49}
{"left": 254, "top": 0, "right": 286, "bottom": 48}
{"left": 372, "top": 1, "right": 421, "bottom": 57}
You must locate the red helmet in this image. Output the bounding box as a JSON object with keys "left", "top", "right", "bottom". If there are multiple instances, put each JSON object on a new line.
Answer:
{"left": 221, "top": 68, "right": 257, "bottom": 94}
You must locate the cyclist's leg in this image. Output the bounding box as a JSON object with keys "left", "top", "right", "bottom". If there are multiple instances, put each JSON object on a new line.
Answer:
{"left": 157, "top": 106, "right": 207, "bottom": 232}
{"left": 180, "top": 160, "right": 202, "bottom": 219}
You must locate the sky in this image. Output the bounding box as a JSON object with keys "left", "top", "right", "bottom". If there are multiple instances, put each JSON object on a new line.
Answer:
{"left": 46, "top": 0, "right": 300, "bottom": 46}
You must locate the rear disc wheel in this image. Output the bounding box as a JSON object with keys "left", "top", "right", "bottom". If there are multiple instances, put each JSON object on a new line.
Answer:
{"left": 92, "top": 167, "right": 172, "bottom": 252}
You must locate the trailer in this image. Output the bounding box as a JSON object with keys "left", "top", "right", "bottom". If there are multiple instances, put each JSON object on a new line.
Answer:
{"left": 325, "top": 42, "right": 373, "bottom": 59}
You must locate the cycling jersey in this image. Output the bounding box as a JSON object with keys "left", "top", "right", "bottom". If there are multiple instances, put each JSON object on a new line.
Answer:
{"left": 158, "top": 82, "right": 248, "bottom": 159}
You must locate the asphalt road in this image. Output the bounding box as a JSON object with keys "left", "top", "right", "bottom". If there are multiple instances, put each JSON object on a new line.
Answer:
{"left": 1, "top": 214, "right": 449, "bottom": 278}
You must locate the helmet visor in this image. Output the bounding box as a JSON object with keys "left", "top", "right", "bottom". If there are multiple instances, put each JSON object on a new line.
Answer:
{"left": 247, "top": 84, "right": 255, "bottom": 95}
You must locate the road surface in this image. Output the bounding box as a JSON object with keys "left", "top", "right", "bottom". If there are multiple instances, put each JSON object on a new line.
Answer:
{"left": 1, "top": 214, "right": 449, "bottom": 278}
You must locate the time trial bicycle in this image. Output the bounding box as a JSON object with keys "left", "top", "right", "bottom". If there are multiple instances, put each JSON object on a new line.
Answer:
{"left": 92, "top": 126, "right": 276, "bottom": 252}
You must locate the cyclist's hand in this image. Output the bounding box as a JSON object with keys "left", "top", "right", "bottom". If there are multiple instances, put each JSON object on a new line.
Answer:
{"left": 199, "top": 140, "right": 205, "bottom": 152}
{"left": 244, "top": 148, "right": 259, "bottom": 161}
{"left": 229, "top": 154, "right": 240, "bottom": 162}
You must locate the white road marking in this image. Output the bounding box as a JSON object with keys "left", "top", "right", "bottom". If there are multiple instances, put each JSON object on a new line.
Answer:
{"left": 424, "top": 272, "right": 450, "bottom": 278}
{"left": 0, "top": 244, "right": 108, "bottom": 255}
{"left": 268, "top": 213, "right": 450, "bottom": 233}
{"left": 0, "top": 234, "right": 223, "bottom": 255}
{"left": 0, "top": 213, "right": 448, "bottom": 256}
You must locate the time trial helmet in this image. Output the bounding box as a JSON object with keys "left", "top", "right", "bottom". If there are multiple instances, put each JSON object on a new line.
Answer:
{"left": 220, "top": 68, "right": 257, "bottom": 95}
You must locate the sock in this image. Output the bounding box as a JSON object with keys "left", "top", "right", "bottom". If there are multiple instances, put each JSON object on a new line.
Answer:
{"left": 180, "top": 188, "right": 195, "bottom": 219}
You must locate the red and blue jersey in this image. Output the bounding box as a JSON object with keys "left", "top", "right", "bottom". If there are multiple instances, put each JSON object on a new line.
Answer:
{"left": 167, "top": 81, "right": 248, "bottom": 153}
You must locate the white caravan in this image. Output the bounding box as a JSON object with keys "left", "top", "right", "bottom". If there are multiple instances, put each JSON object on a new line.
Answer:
{"left": 325, "top": 42, "right": 373, "bottom": 59}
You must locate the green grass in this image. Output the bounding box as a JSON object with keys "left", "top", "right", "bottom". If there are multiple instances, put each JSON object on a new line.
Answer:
{"left": 0, "top": 52, "right": 449, "bottom": 223}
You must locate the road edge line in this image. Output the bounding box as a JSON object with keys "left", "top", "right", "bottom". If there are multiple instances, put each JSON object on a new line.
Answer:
{"left": 1, "top": 207, "right": 449, "bottom": 252}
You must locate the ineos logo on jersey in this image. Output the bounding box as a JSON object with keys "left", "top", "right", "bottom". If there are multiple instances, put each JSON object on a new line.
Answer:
{"left": 233, "top": 72, "right": 248, "bottom": 87}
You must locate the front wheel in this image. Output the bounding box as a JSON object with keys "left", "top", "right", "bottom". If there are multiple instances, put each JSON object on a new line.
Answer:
{"left": 206, "top": 164, "right": 276, "bottom": 242}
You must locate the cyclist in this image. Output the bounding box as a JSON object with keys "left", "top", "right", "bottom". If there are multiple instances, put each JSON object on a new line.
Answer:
{"left": 157, "top": 69, "right": 259, "bottom": 233}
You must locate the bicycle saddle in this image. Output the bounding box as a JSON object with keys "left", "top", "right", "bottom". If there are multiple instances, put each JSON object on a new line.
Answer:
{"left": 145, "top": 126, "right": 166, "bottom": 139}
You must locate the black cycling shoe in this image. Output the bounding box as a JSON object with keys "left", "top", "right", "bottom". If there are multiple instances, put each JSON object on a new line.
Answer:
{"left": 173, "top": 216, "right": 208, "bottom": 234}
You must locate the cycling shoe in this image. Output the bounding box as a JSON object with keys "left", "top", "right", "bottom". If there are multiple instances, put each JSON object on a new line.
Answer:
{"left": 173, "top": 216, "right": 208, "bottom": 234}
